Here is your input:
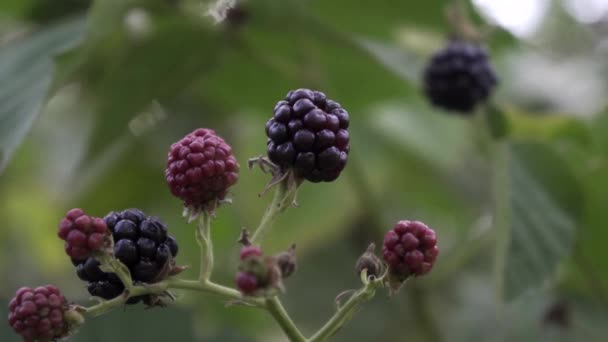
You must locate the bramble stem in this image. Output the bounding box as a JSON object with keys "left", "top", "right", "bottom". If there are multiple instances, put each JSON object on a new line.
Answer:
{"left": 196, "top": 213, "right": 214, "bottom": 282}
{"left": 250, "top": 179, "right": 296, "bottom": 245}
{"left": 265, "top": 297, "right": 307, "bottom": 342}
{"left": 309, "top": 275, "right": 382, "bottom": 342}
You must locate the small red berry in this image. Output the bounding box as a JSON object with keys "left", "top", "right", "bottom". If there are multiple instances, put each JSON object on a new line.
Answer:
{"left": 8, "top": 285, "right": 68, "bottom": 341}
{"left": 165, "top": 129, "right": 239, "bottom": 211}
{"left": 58, "top": 209, "right": 109, "bottom": 260}
{"left": 383, "top": 220, "right": 438, "bottom": 277}
{"left": 235, "top": 272, "right": 258, "bottom": 295}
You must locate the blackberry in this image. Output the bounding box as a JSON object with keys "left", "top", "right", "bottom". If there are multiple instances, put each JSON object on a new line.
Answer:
{"left": 58, "top": 208, "right": 110, "bottom": 260}
{"left": 423, "top": 40, "right": 498, "bottom": 113}
{"left": 382, "top": 220, "right": 438, "bottom": 277}
{"left": 266, "top": 89, "right": 350, "bottom": 182}
{"left": 165, "top": 128, "right": 239, "bottom": 211}
{"left": 72, "top": 209, "right": 179, "bottom": 304}
{"left": 8, "top": 285, "right": 68, "bottom": 341}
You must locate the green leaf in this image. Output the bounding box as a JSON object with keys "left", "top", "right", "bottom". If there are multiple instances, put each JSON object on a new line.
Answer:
{"left": 0, "top": 16, "right": 85, "bottom": 173}
{"left": 498, "top": 142, "right": 583, "bottom": 300}
{"left": 505, "top": 109, "right": 591, "bottom": 146}
{"left": 485, "top": 103, "right": 510, "bottom": 140}
{"left": 57, "top": 5, "right": 224, "bottom": 163}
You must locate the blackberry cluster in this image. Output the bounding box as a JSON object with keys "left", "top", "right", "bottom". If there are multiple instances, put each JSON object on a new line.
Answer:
{"left": 166, "top": 128, "right": 239, "bottom": 211}
{"left": 266, "top": 88, "right": 350, "bottom": 183}
{"left": 423, "top": 40, "right": 498, "bottom": 113}
{"left": 72, "top": 209, "right": 178, "bottom": 303}
{"left": 382, "top": 220, "right": 438, "bottom": 277}
{"left": 8, "top": 285, "right": 68, "bottom": 342}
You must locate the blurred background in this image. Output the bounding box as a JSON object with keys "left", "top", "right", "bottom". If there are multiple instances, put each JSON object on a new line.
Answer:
{"left": 1, "top": 0, "right": 608, "bottom": 341}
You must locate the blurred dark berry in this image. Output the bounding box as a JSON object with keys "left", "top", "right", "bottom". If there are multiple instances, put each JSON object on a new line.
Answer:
{"left": 423, "top": 40, "right": 498, "bottom": 113}
{"left": 165, "top": 128, "right": 239, "bottom": 211}
{"left": 543, "top": 299, "right": 570, "bottom": 329}
{"left": 266, "top": 89, "right": 350, "bottom": 182}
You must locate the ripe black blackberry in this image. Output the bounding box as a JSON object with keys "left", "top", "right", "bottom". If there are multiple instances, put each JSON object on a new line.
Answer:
{"left": 423, "top": 40, "right": 498, "bottom": 113}
{"left": 266, "top": 89, "right": 350, "bottom": 183}
{"left": 72, "top": 209, "right": 179, "bottom": 304}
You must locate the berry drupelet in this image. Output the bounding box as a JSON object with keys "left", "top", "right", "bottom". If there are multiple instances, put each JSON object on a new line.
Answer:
{"left": 423, "top": 40, "right": 498, "bottom": 113}
{"left": 8, "top": 285, "right": 68, "bottom": 342}
{"left": 58, "top": 208, "right": 109, "bottom": 260}
{"left": 165, "top": 128, "right": 239, "bottom": 212}
{"left": 266, "top": 89, "right": 350, "bottom": 183}
{"left": 72, "top": 209, "right": 179, "bottom": 303}
{"left": 383, "top": 220, "right": 438, "bottom": 277}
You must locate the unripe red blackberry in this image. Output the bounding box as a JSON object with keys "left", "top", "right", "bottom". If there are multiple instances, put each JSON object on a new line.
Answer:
{"left": 58, "top": 208, "right": 109, "bottom": 261}
{"left": 165, "top": 128, "right": 239, "bottom": 211}
{"left": 423, "top": 40, "right": 498, "bottom": 113}
{"left": 72, "top": 209, "right": 179, "bottom": 304}
{"left": 266, "top": 89, "right": 350, "bottom": 182}
{"left": 8, "top": 285, "right": 68, "bottom": 341}
{"left": 235, "top": 272, "right": 258, "bottom": 295}
{"left": 382, "top": 221, "right": 438, "bottom": 277}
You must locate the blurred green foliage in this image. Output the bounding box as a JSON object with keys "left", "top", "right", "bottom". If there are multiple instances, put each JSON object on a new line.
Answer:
{"left": 1, "top": 0, "right": 607, "bottom": 341}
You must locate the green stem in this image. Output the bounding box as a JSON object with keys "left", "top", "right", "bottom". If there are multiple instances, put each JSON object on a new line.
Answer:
{"left": 251, "top": 180, "right": 293, "bottom": 245}
{"left": 196, "top": 213, "right": 214, "bottom": 282}
{"left": 492, "top": 142, "right": 510, "bottom": 301}
{"left": 309, "top": 279, "right": 380, "bottom": 342}
{"left": 83, "top": 283, "right": 166, "bottom": 317}
{"left": 83, "top": 277, "right": 266, "bottom": 318}
{"left": 168, "top": 278, "right": 265, "bottom": 306}
{"left": 265, "top": 297, "right": 307, "bottom": 342}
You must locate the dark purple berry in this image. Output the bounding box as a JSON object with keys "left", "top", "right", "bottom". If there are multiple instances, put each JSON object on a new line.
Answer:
{"left": 155, "top": 244, "right": 171, "bottom": 266}
{"left": 114, "top": 239, "right": 138, "bottom": 266}
{"left": 140, "top": 217, "right": 166, "bottom": 243}
{"left": 113, "top": 220, "right": 138, "bottom": 240}
{"left": 266, "top": 89, "right": 350, "bottom": 182}
{"left": 133, "top": 261, "right": 158, "bottom": 283}
{"left": 423, "top": 40, "right": 498, "bottom": 113}
{"left": 103, "top": 211, "right": 120, "bottom": 229}
{"left": 120, "top": 209, "right": 146, "bottom": 224}
{"left": 166, "top": 236, "right": 178, "bottom": 257}
{"left": 71, "top": 209, "right": 180, "bottom": 306}
{"left": 137, "top": 238, "right": 156, "bottom": 259}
